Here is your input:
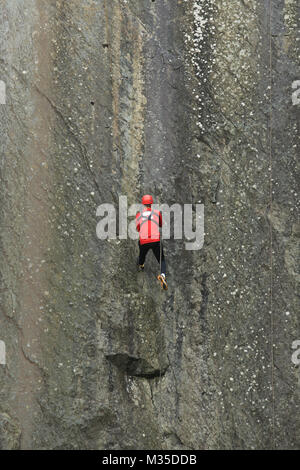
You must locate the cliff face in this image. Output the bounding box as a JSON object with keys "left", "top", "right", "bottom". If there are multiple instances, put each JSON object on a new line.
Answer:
{"left": 0, "top": 0, "right": 299, "bottom": 450}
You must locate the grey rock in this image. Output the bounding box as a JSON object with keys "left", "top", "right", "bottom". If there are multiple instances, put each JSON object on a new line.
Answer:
{"left": 0, "top": 0, "right": 299, "bottom": 450}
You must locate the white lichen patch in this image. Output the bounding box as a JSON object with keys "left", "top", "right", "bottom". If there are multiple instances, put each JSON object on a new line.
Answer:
{"left": 184, "top": 0, "right": 216, "bottom": 132}
{"left": 211, "top": 0, "right": 260, "bottom": 129}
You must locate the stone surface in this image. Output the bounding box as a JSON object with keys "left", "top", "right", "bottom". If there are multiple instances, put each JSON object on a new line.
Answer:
{"left": 0, "top": 0, "right": 299, "bottom": 450}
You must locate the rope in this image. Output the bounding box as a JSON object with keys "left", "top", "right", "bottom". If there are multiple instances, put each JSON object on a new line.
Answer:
{"left": 159, "top": 203, "right": 163, "bottom": 414}
{"left": 269, "top": 0, "right": 275, "bottom": 449}
{"left": 160, "top": 231, "right": 162, "bottom": 275}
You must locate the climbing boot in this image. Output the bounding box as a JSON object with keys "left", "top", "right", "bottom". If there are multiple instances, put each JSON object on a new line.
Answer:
{"left": 157, "top": 274, "right": 168, "bottom": 290}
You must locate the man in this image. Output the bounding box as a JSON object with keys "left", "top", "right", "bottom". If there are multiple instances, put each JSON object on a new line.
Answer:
{"left": 136, "top": 195, "right": 168, "bottom": 290}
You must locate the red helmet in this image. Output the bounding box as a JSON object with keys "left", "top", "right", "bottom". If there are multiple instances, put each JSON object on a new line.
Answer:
{"left": 142, "top": 194, "right": 153, "bottom": 205}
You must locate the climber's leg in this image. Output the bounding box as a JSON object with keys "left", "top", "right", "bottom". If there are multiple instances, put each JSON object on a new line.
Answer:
{"left": 138, "top": 242, "right": 150, "bottom": 269}
{"left": 151, "top": 242, "right": 166, "bottom": 275}
{"left": 151, "top": 242, "right": 168, "bottom": 290}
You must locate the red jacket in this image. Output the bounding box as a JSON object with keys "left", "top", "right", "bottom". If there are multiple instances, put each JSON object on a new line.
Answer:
{"left": 136, "top": 207, "right": 162, "bottom": 245}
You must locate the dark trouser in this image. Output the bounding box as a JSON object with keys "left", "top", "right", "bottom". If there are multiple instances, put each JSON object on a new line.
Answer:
{"left": 138, "top": 241, "right": 166, "bottom": 275}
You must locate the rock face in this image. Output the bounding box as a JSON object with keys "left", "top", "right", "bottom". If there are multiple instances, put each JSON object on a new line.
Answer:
{"left": 0, "top": 0, "right": 299, "bottom": 450}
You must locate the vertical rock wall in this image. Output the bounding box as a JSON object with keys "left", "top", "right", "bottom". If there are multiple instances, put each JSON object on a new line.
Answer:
{"left": 0, "top": 0, "right": 299, "bottom": 449}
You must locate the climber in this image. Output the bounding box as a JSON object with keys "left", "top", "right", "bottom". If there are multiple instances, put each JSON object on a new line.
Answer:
{"left": 136, "top": 195, "right": 168, "bottom": 290}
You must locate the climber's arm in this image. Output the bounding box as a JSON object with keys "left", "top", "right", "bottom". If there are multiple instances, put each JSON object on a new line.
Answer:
{"left": 136, "top": 212, "right": 141, "bottom": 232}
{"left": 159, "top": 211, "right": 162, "bottom": 227}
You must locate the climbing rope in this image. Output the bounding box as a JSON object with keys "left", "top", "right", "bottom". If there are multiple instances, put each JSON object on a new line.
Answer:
{"left": 158, "top": 203, "right": 164, "bottom": 413}
{"left": 269, "top": 0, "right": 275, "bottom": 449}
